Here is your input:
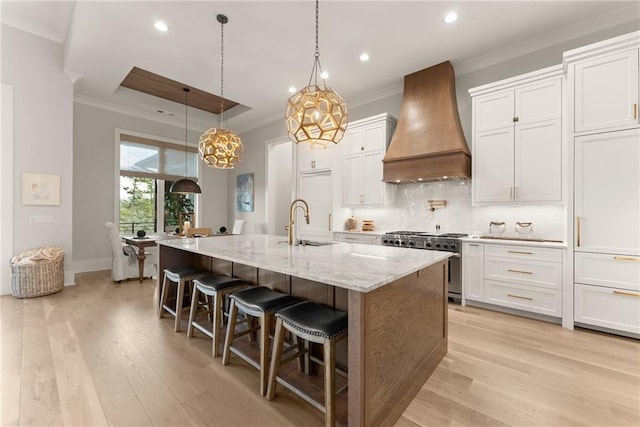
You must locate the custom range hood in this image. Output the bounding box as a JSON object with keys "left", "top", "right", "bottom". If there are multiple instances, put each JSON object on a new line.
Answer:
{"left": 383, "top": 61, "right": 471, "bottom": 183}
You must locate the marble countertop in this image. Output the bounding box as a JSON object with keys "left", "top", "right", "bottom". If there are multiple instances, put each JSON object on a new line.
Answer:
{"left": 158, "top": 234, "right": 451, "bottom": 293}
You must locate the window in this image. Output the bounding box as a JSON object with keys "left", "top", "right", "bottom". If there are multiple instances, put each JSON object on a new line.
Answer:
{"left": 118, "top": 133, "right": 198, "bottom": 234}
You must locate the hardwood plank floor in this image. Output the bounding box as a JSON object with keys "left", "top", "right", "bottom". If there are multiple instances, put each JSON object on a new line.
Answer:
{"left": 1, "top": 270, "right": 638, "bottom": 426}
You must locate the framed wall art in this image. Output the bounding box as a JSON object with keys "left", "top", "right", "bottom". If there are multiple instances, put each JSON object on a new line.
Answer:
{"left": 22, "top": 173, "right": 60, "bottom": 206}
{"left": 236, "top": 173, "right": 254, "bottom": 212}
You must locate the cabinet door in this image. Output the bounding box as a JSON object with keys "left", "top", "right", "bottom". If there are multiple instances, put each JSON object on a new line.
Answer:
{"left": 474, "top": 91, "right": 515, "bottom": 132}
{"left": 514, "top": 119, "right": 562, "bottom": 202}
{"left": 341, "top": 127, "right": 363, "bottom": 156}
{"left": 362, "top": 122, "right": 386, "bottom": 152}
{"left": 362, "top": 151, "right": 385, "bottom": 205}
{"left": 313, "top": 145, "right": 334, "bottom": 170}
{"left": 297, "top": 144, "right": 315, "bottom": 172}
{"left": 463, "top": 243, "right": 484, "bottom": 301}
{"left": 575, "top": 128, "right": 640, "bottom": 255}
{"left": 343, "top": 154, "right": 363, "bottom": 206}
{"left": 575, "top": 49, "right": 639, "bottom": 133}
{"left": 473, "top": 128, "right": 514, "bottom": 203}
{"left": 515, "top": 78, "right": 562, "bottom": 125}
{"left": 298, "top": 171, "right": 333, "bottom": 242}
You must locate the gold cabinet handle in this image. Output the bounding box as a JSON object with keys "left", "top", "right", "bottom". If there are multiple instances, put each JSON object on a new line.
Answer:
{"left": 344, "top": 236, "right": 358, "bottom": 241}
{"left": 634, "top": 103, "right": 638, "bottom": 120}
{"left": 576, "top": 217, "right": 581, "bottom": 247}
{"left": 507, "top": 294, "right": 532, "bottom": 300}
{"left": 614, "top": 256, "right": 640, "bottom": 262}
{"left": 328, "top": 213, "right": 332, "bottom": 231}
{"left": 513, "top": 116, "right": 519, "bottom": 122}
{"left": 508, "top": 269, "right": 533, "bottom": 275}
{"left": 614, "top": 290, "right": 640, "bottom": 298}
{"left": 507, "top": 250, "right": 533, "bottom": 255}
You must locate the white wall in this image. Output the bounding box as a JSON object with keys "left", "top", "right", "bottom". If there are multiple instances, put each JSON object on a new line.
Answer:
{"left": 1, "top": 83, "right": 15, "bottom": 295}
{"left": 1, "top": 24, "right": 74, "bottom": 289}
{"left": 73, "top": 102, "right": 229, "bottom": 273}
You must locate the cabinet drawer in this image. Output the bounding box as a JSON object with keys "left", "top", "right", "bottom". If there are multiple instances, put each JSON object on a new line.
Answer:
{"left": 485, "top": 257, "right": 562, "bottom": 289}
{"left": 575, "top": 283, "right": 640, "bottom": 335}
{"left": 484, "top": 244, "right": 562, "bottom": 263}
{"left": 575, "top": 252, "right": 640, "bottom": 291}
{"left": 485, "top": 280, "right": 562, "bottom": 317}
{"left": 333, "top": 232, "right": 381, "bottom": 245}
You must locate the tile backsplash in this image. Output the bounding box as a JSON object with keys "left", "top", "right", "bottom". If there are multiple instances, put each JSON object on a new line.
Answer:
{"left": 349, "top": 180, "right": 565, "bottom": 241}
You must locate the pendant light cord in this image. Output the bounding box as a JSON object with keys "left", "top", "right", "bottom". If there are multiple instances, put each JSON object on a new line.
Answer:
{"left": 219, "top": 19, "right": 225, "bottom": 126}
{"left": 307, "top": 0, "right": 325, "bottom": 88}
{"left": 184, "top": 88, "right": 189, "bottom": 179}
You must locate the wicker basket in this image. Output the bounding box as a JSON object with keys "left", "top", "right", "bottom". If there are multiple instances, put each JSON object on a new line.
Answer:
{"left": 10, "top": 254, "right": 64, "bottom": 298}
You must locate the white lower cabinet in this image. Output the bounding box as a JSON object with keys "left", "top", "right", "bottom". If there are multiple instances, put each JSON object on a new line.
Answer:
{"left": 463, "top": 242, "right": 563, "bottom": 319}
{"left": 575, "top": 252, "right": 640, "bottom": 291}
{"left": 333, "top": 232, "right": 381, "bottom": 245}
{"left": 575, "top": 283, "right": 640, "bottom": 335}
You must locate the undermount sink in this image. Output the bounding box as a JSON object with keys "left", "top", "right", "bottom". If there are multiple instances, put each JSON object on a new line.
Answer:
{"left": 298, "top": 240, "right": 335, "bottom": 247}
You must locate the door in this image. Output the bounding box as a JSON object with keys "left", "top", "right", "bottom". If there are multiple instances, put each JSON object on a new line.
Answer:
{"left": 514, "top": 119, "right": 562, "bottom": 202}
{"left": 473, "top": 127, "right": 514, "bottom": 203}
{"left": 574, "top": 49, "right": 639, "bottom": 133}
{"left": 298, "top": 170, "right": 332, "bottom": 242}
{"left": 575, "top": 128, "right": 640, "bottom": 255}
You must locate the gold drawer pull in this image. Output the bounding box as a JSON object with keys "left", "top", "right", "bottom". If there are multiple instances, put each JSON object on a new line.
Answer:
{"left": 507, "top": 250, "right": 533, "bottom": 255}
{"left": 576, "top": 217, "right": 581, "bottom": 247}
{"left": 614, "top": 256, "right": 640, "bottom": 262}
{"left": 344, "top": 237, "right": 358, "bottom": 241}
{"left": 508, "top": 269, "right": 533, "bottom": 275}
{"left": 507, "top": 294, "right": 533, "bottom": 301}
{"left": 634, "top": 103, "right": 638, "bottom": 120}
{"left": 613, "top": 290, "right": 640, "bottom": 298}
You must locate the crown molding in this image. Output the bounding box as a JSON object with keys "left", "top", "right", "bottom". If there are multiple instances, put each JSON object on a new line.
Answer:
{"left": 74, "top": 94, "right": 211, "bottom": 132}
{"left": 0, "top": 11, "right": 64, "bottom": 44}
{"left": 455, "top": 3, "right": 640, "bottom": 76}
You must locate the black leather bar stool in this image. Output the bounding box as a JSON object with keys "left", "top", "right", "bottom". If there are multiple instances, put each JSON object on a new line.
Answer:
{"left": 158, "top": 266, "right": 209, "bottom": 332}
{"left": 222, "top": 286, "right": 299, "bottom": 395}
{"left": 187, "top": 274, "right": 248, "bottom": 357}
{"left": 266, "top": 301, "right": 348, "bottom": 427}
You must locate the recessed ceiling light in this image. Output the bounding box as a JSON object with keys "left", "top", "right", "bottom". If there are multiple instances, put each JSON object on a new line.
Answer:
{"left": 320, "top": 71, "right": 329, "bottom": 79}
{"left": 154, "top": 21, "right": 168, "bottom": 32}
{"left": 288, "top": 86, "right": 296, "bottom": 93}
{"left": 444, "top": 11, "right": 458, "bottom": 24}
{"left": 360, "top": 53, "right": 370, "bottom": 62}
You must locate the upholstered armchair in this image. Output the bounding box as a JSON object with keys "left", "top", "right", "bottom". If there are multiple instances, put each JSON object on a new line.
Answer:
{"left": 104, "top": 222, "right": 156, "bottom": 282}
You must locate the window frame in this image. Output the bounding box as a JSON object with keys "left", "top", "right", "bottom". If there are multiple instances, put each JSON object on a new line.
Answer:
{"left": 114, "top": 128, "right": 201, "bottom": 234}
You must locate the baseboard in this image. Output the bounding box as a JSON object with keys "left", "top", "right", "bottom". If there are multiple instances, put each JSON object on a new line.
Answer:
{"left": 73, "top": 257, "right": 111, "bottom": 274}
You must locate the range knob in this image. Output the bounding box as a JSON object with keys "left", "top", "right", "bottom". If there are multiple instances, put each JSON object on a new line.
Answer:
{"left": 425, "top": 242, "right": 432, "bottom": 248}
{"left": 435, "top": 243, "right": 441, "bottom": 248}
{"left": 450, "top": 244, "right": 457, "bottom": 250}
{"left": 442, "top": 243, "right": 449, "bottom": 249}
{"left": 409, "top": 241, "right": 415, "bottom": 246}
{"left": 383, "top": 239, "right": 388, "bottom": 244}
{"left": 401, "top": 241, "right": 407, "bottom": 246}
{"left": 395, "top": 240, "right": 400, "bottom": 245}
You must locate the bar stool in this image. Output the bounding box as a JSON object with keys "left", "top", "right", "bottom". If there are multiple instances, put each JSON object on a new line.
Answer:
{"left": 187, "top": 274, "right": 248, "bottom": 357}
{"left": 266, "top": 301, "right": 348, "bottom": 427}
{"left": 158, "top": 266, "right": 209, "bottom": 332}
{"left": 222, "top": 286, "right": 299, "bottom": 395}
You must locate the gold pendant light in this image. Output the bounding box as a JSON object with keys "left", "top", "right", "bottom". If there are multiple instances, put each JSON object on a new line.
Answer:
{"left": 199, "top": 14, "right": 244, "bottom": 169}
{"left": 170, "top": 88, "right": 202, "bottom": 194}
{"left": 285, "top": 0, "right": 347, "bottom": 148}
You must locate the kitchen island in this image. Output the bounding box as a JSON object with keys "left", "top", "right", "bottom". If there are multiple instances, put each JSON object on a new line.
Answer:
{"left": 157, "top": 234, "right": 451, "bottom": 426}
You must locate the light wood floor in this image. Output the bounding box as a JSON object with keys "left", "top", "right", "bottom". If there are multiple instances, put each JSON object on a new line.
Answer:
{"left": 1, "top": 270, "right": 639, "bottom": 426}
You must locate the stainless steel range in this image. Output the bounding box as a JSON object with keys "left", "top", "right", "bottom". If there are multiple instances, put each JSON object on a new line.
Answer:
{"left": 382, "top": 231, "right": 468, "bottom": 300}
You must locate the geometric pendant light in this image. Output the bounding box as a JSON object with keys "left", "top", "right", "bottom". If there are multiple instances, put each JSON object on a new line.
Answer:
{"left": 170, "top": 87, "right": 202, "bottom": 194}
{"left": 199, "top": 14, "right": 244, "bottom": 169}
{"left": 285, "top": 0, "right": 348, "bottom": 148}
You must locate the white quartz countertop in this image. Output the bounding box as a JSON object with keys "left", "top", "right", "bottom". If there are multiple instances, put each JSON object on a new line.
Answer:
{"left": 461, "top": 236, "right": 567, "bottom": 248}
{"left": 158, "top": 234, "right": 451, "bottom": 293}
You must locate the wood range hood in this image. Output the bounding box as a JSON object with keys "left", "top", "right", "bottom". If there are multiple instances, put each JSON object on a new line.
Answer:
{"left": 383, "top": 61, "right": 471, "bottom": 183}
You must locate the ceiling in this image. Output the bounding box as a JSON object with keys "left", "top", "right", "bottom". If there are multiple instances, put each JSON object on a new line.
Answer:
{"left": 2, "top": 1, "right": 639, "bottom": 134}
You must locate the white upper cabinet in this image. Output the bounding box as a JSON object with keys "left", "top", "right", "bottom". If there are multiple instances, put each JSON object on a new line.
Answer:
{"left": 470, "top": 66, "right": 563, "bottom": 205}
{"left": 341, "top": 114, "right": 396, "bottom": 207}
{"left": 574, "top": 49, "right": 639, "bottom": 134}
{"left": 297, "top": 143, "right": 334, "bottom": 172}
{"left": 574, "top": 128, "right": 640, "bottom": 256}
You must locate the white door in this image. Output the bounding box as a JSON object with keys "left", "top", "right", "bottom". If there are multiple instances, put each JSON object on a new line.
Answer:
{"left": 362, "top": 150, "right": 384, "bottom": 205}
{"left": 473, "top": 127, "right": 514, "bottom": 204}
{"left": 575, "top": 128, "right": 640, "bottom": 255}
{"left": 342, "top": 153, "right": 362, "bottom": 206}
{"left": 298, "top": 170, "right": 332, "bottom": 242}
{"left": 574, "top": 49, "right": 639, "bottom": 133}
{"left": 514, "top": 119, "right": 562, "bottom": 202}
{"left": 473, "top": 91, "right": 515, "bottom": 132}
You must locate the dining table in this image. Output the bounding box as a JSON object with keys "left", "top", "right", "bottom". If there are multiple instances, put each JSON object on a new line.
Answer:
{"left": 122, "top": 235, "right": 173, "bottom": 283}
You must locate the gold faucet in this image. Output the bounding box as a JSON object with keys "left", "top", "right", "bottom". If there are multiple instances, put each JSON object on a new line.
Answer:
{"left": 287, "top": 199, "right": 310, "bottom": 245}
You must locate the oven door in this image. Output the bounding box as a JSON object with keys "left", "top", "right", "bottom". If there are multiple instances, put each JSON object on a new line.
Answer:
{"left": 448, "top": 254, "right": 462, "bottom": 297}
